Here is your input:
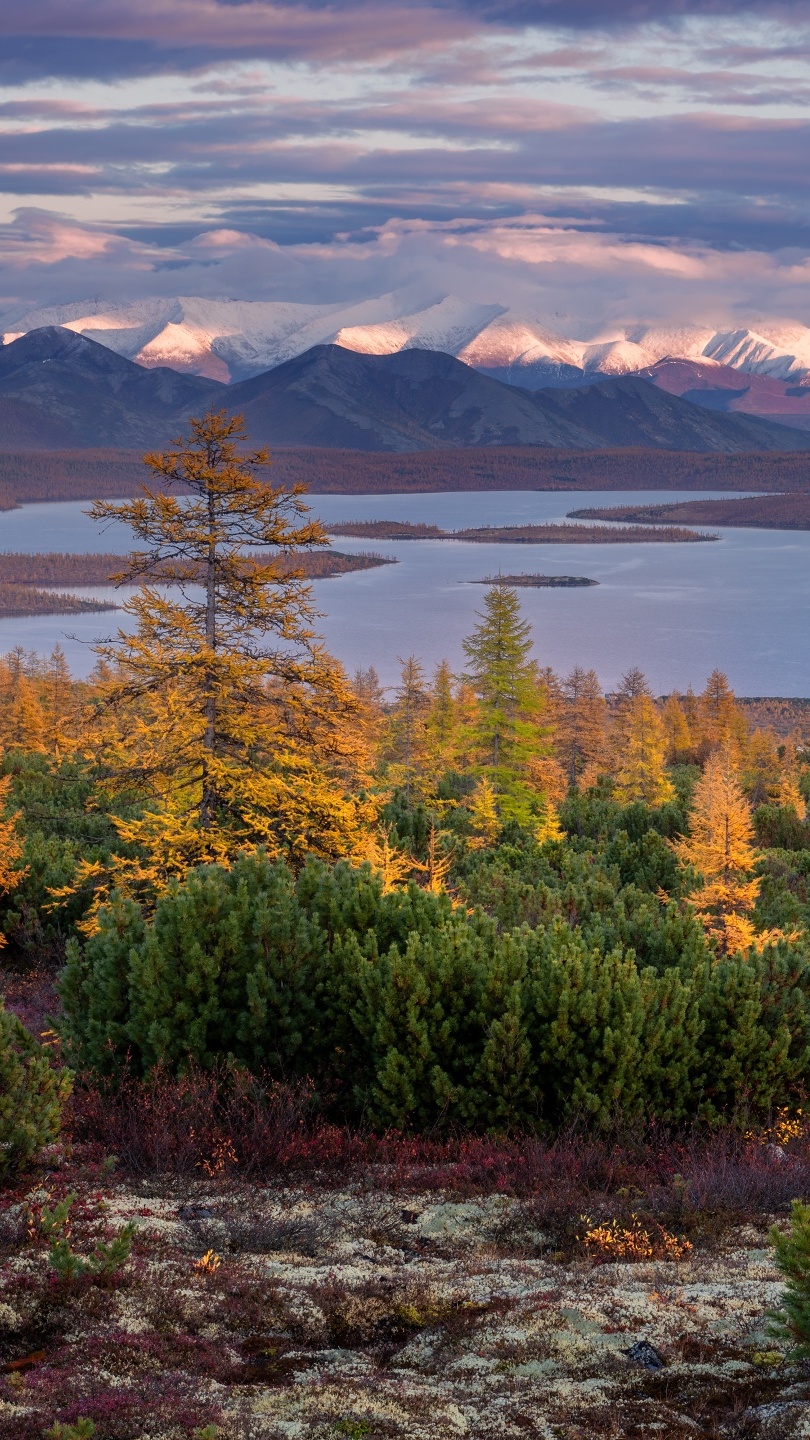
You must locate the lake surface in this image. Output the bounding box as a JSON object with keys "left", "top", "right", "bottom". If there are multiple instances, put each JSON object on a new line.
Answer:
{"left": 1, "top": 489, "right": 808, "bottom": 695}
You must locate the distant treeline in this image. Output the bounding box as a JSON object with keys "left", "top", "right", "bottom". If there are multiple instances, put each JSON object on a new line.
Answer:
{"left": 327, "top": 519, "right": 715, "bottom": 544}
{"left": 0, "top": 549, "right": 393, "bottom": 587}
{"left": 569, "top": 493, "right": 810, "bottom": 531}
{"left": 2, "top": 444, "right": 810, "bottom": 504}
{"left": 0, "top": 583, "right": 117, "bottom": 618}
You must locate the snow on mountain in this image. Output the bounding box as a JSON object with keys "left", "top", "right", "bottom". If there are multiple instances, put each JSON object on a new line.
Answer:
{"left": 456, "top": 311, "right": 583, "bottom": 369}
{"left": 702, "top": 326, "right": 810, "bottom": 381}
{"left": 335, "top": 297, "right": 506, "bottom": 358}
{"left": 3, "top": 294, "right": 810, "bottom": 388}
{"left": 581, "top": 339, "right": 657, "bottom": 375}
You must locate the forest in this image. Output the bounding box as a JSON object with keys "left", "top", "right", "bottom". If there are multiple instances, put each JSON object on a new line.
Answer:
{"left": 2, "top": 442, "right": 810, "bottom": 506}
{"left": 4, "top": 412, "right": 810, "bottom": 1438}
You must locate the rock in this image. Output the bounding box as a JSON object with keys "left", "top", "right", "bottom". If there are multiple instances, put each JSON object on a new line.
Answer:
{"left": 623, "top": 1339, "right": 667, "bottom": 1371}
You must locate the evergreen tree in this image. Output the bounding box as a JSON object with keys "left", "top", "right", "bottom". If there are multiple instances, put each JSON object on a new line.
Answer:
{"left": 674, "top": 746, "right": 760, "bottom": 955}
{"left": 0, "top": 999, "right": 71, "bottom": 1177}
{"left": 462, "top": 584, "right": 551, "bottom": 823}
{"left": 83, "top": 410, "right": 370, "bottom": 897}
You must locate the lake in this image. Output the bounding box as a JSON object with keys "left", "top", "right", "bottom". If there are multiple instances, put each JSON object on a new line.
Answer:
{"left": 1, "top": 489, "right": 808, "bottom": 696}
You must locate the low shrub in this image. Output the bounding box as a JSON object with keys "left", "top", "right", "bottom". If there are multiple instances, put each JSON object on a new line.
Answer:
{"left": 0, "top": 996, "right": 71, "bottom": 1177}
{"left": 59, "top": 852, "right": 810, "bottom": 1132}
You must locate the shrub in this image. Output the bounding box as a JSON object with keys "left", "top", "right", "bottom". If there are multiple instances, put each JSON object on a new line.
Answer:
{"left": 0, "top": 996, "right": 71, "bottom": 1177}
{"left": 59, "top": 850, "right": 810, "bottom": 1132}
{"left": 769, "top": 1199, "right": 810, "bottom": 1358}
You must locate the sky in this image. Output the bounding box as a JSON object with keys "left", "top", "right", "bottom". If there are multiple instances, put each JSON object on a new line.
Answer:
{"left": 1, "top": 0, "right": 810, "bottom": 335}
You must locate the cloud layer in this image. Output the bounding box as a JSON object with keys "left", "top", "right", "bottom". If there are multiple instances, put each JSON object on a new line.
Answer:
{"left": 1, "top": 1, "right": 810, "bottom": 328}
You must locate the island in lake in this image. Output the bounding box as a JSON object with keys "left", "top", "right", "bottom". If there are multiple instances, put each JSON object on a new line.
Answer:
{"left": 567, "top": 494, "right": 810, "bottom": 530}
{"left": 0, "top": 549, "right": 394, "bottom": 618}
{"left": 469, "top": 573, "right": 598, "bottom": 588}
{"left": 326, "top": 520, "right": 717, "bottom": 544}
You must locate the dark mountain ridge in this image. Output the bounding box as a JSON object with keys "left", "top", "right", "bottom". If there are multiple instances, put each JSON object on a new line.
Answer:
{"left": 1, "top": 327, "right": 810, "bottom": 454}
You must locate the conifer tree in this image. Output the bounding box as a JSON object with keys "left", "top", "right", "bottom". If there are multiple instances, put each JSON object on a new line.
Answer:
{"left": 0, "top": 775, "right": 24, "bottom": 948}
{"left": 673, "top": 747, "right": 760, "bottom": 955}
{"left": 42, "top": 646, "right": 78, "bottom": 757}
{"left": 424, "top": 660, "right": 458, "bottom": 783}
{"left": 557, "top": 666, "right": 607, "bottom": 789}
{"left": 462, "top": 584, "right": 551, "bottom": 823}
{"left": 387, "top": 656, "right": 430, "bottom": 804}
{"left": 84, "top": 410, "right": 370, "bottom": 894}
{"left": 662, "top": 693, "right": 694, "bottom": 765}
{"left": 613, "top": 694, "right": 675, "bottom": 806}
{"left": 698, "top": 669, "right": 745, "bottom": 755}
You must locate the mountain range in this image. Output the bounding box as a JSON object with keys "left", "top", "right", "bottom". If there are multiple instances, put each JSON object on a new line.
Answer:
{"left": 2, "top": 326, "right": 810, "bottom": 454}
{"left": 4, "top": 295, "right": 810, "bottom": 421}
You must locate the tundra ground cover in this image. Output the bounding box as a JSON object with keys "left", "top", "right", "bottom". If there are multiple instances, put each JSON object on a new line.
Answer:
{"left": 1, "top": 1114, "right": 808, "bottom": 1440}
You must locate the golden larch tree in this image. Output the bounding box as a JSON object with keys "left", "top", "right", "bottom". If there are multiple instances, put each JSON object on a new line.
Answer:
{"left": 557, "top": 666, "right": 607, "bottom": 790}
{"left": 673, "top": 747, "right": 760, "bottom": 956}
{"left": 0, "top": 774, "right": 25, "bottom": 949}
{"left": 613, "top": 694, "right": 675, "bottom": 807}
{"left": 83, "top": 409, "right": 372, "bottom": 897}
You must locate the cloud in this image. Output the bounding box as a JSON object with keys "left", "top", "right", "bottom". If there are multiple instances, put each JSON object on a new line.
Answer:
{"left": 2, "top": 208, "right": 809, "bottom": 337}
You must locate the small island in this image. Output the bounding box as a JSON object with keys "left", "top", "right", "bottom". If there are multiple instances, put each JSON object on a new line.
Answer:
{"left": 0, "top": 548, "right": 395, "bottom": 618}
{"left": 469, "top": 573, "right": 598, "bottom": 588}
{"left": 326, "top": 519, "right": 717, "bottom": 544}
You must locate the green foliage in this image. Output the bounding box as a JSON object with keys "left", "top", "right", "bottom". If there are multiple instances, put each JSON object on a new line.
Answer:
{"left": 46, "top": 1421, "right": 96, "bottom": 1440}
{"left": 0, "top": 750, "right": 142, "bottom": 962}
{"left": 60, "top": 842, "right": 810, "bottom": 1132}
{"left": 0, "top": 998, "right": 71, "bottom": 1176}
{"left": 47, "top": 1196, "right": 137, "bottom": 1282}
{"left": 769, "top": 1200, "right": 810, "bottom": 1359}
{"left": 37, "top": 1190, "right": 77, "bottom": 1240}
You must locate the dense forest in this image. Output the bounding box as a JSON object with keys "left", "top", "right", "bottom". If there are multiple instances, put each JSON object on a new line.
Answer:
{"left": 2, "top": 443, "right": 810, "bottom": 506}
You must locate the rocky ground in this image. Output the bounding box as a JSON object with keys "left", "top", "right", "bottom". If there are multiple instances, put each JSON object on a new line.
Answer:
{"left": 1, "top": 1161, "right": 807, "bottom": 1440}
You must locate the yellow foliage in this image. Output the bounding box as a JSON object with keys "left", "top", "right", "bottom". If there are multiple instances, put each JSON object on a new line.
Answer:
{"left": 673, "top": 747, "right": 760, "bottom": 956}
{"left": 613, "top": 694, "right": 675, "bottom": 807}
{"left": 467, "top": 776, "right": 500, "bottom": 848}
{"left": 358, "top": 824, "right": 413, "bottom": 893}
{"left": 0, "top": 772, "right": 25, "bottom": 947}
{"left": 75, "top": 410, "right": 374, "bottom": 904}
{"left": 582, "top": 1216, "right": 692, "bottom": 1263}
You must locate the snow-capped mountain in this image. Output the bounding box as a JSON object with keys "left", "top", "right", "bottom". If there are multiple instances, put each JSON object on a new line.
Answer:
{"left": 3, "top": 294, "right": 810, "bottom": 391}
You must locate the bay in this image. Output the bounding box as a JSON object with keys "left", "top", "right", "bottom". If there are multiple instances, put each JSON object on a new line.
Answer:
{"left": 0, "top": 489, "right": 807, "bottom": 696}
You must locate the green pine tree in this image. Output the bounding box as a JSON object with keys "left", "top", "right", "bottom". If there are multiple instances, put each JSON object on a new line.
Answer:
{"left": 462, "top": 584, "right": 551, "bottom": 826}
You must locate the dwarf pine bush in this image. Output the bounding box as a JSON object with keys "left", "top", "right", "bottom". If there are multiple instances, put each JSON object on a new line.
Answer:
{"left": 59, "top": 849, "right": 810, "bottom": 1132}
{"left": 0, "top": 997, "right": 72, "bottom": 1176}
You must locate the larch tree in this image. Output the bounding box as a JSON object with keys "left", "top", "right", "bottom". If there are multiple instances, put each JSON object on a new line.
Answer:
{"left": 424, "top": 659, "right": 458, "bottom": 783}
{"left": 84, "top": 409, "right": 371, "bottom": 896}
{"left": 662, "top": 692, "right": 694, "bottom": 765}
{"left": 613, "top": 693, "right": 675, "bottom": 807}
{"left": 387, "top": 655, "right": 430, "bottom": 804}
{"left": 557, "top": 666, "right": 607, "bottom": 790}
{"left": 673, "top": 747, "right": 760, "bottom": 956}
{"left": 698, "top": 669, "right": 745, "bottom": 755}
{"left": 461, "top": 584, "right": 552, "bottom": 826}
{"left": 0, "top": 775, "right": 24, "bottom": 948}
